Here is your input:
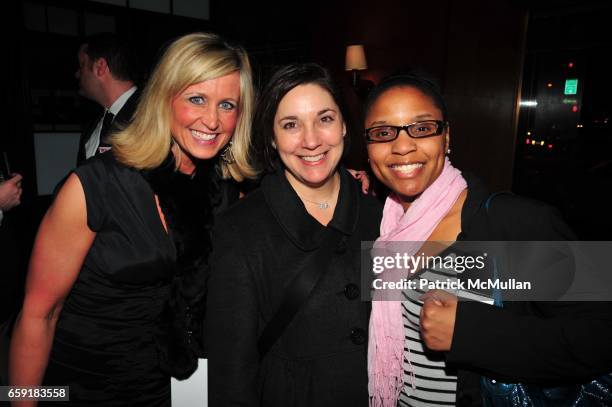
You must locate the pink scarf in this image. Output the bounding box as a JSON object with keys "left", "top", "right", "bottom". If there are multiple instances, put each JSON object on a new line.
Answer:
{"left": 367, "top": 158, "right": 467, "bottom": 407}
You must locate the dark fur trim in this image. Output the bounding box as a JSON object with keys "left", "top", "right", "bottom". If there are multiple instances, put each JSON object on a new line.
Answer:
{"left": 142, "top": 155, "right": 221, "bottom": 379}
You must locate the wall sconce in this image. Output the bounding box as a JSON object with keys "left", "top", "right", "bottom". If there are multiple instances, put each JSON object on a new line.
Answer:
{"left": 345, "top": 44, "right": 367, "bottom": 87}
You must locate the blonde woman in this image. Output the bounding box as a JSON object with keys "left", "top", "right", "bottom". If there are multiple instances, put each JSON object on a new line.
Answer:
{"left": 9, "top": 32, "right": 255, "bottom": 406}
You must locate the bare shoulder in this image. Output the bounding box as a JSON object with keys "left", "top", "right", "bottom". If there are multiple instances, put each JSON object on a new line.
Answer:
{"left": 48, "top": 173, "right": 87, "bottom": 223}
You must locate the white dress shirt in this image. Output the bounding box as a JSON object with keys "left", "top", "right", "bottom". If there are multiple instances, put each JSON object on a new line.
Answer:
{"left": 84, "top": 86, "right": 137, "bottom": 159}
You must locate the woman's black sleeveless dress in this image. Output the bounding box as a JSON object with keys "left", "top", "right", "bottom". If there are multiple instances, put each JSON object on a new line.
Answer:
{"left": 42, "top": 153, "right": 212, "bottom": 406}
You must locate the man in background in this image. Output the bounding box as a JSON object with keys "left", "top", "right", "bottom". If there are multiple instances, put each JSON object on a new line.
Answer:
{"left": 76, "top": 32, "right": 140, "bottom": 164}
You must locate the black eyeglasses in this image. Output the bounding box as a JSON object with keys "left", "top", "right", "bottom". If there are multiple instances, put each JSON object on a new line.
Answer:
{"left": 365, "top": 120, "right": 447, "bottom": 143}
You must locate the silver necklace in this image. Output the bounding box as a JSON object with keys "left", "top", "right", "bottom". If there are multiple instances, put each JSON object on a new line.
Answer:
{"left": 298, "top": 179, "right": 339, "bottom": 210}
{"left": 301, "top": 197, "right": 330, "bottom": 209}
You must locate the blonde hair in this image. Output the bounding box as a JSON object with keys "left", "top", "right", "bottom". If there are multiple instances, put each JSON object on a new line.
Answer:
{"left": 111, "top": 32, "right": 256, "bottom": 181}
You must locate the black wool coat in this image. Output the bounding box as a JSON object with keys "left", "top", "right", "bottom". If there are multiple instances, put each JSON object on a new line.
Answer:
{"left": 448, "top": 173, "right": 612, "bottom": 406}
{"left": 206, "top": 168, "right": 382, "bottom": 407}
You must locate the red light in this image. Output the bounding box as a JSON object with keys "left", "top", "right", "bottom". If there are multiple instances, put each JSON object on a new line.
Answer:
{"left": 548, "top": 144, "right": 553, "bottom": 149}
{"left": 572, "top": 105, "right": 578, "bottom": 112}
{"left": 568, "top": 62, "right": 574, "bottom": 68}
{"left": 525, "top": 138, "right": 531, "bottom": 145}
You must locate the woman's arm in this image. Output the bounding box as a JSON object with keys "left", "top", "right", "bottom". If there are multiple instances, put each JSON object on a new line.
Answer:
{"left": 423, "top": 199, "right": 612, "bottom": 382}
{"left": 9, "top": 173, "right": 95, "bottom": 401}
{"left": 447, "top": 300, "right": 612, "bottom": 382}
{"left": 205, "top": 216, "right": 260, "bottom": 406}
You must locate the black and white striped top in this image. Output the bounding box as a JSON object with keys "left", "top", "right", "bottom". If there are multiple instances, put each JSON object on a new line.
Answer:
{"left": 398, "top": 270, "right": 459, "bottom": 407}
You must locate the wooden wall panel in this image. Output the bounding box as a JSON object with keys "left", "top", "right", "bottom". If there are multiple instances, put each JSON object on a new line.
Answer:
{"left": 444, "top": 1, "right": 528, "bottom": 190}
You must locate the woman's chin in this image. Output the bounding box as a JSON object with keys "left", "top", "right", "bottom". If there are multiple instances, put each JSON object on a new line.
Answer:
{"left": 186, "top": 136, "right": 230, "bottom": 160}
{"left": 286, "top": 169, "right": 337, "bottom": 189}
{"left": 188, "top": 145, "right": 224, "bottom": 162}
{"left": 386, "top": 179, "right": 426, "bottom": 201}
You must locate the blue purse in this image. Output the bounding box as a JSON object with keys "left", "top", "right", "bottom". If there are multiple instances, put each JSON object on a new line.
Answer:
{"left": 480, "top": 193, "right": 612, "bottom": 406}
{"left": 481, "top": 374, "right": 612, "bottom": 406}
{"left": 480, "top": 270, "right": 612, "bottom": 407}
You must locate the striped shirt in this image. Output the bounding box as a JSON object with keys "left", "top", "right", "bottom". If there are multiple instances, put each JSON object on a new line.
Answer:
{"left": 398, "top": 270, "right": 459, "bottom": 407}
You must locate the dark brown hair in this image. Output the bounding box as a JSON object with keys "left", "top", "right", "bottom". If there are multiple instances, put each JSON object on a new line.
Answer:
{"left": 252, "top": 62, "right": 350, "bottom": 172}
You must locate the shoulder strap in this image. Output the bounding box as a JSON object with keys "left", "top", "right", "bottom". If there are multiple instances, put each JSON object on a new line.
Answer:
{"left": 483, "top": 191, "right": 513, "bottom": 211}
{"left": 257, "top": 227, "right": 344, "bottom": 359}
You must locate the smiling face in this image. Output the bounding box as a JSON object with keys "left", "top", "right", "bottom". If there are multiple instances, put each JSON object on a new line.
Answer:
{"left": 170, "top": 71, "right": 241, "bottom": 174}
{"left": 273, "top": 83, "right": 346, "bottom": 189}
{"left": 366, "top": 86, "right": 449, "bottom": 208}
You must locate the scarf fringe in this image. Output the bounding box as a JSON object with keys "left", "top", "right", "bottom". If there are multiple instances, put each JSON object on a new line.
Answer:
{"left": 367, "top": 158, "right": 467, "bottom": 407}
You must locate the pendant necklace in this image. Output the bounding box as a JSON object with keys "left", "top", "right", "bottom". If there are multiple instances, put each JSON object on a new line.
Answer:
{"left": 298, "top": 178, "right": 339, "bottom": 210}
{"left": 301, "top": 197, "right": 330, "bottom": 209}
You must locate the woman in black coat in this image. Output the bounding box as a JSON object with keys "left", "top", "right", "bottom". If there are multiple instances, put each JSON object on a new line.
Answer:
{"left": 205, "top": 63, "right": 382, "bottom": 406}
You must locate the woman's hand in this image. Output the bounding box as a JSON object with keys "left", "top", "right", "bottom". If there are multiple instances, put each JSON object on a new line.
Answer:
{"left": 0, "top": 173, "right": 23, "bottom": 211}
{"left": 419, "top": 289, "right": 458, "bottom": 351}
{"left": 347, "top": 169, "right": 370, "bottom": 194}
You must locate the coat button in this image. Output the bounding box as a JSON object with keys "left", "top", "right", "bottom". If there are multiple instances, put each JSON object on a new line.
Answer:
{"left": 344, "top": 283, "right": 360, "bottom": 300}
{"left": 350, "top": 328, "right": 366, "bottom": 345}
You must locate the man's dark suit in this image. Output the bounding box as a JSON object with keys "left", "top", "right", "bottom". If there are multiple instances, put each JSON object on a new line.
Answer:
{"left": 77, "top": 89, "right": 140, "bottom": 165}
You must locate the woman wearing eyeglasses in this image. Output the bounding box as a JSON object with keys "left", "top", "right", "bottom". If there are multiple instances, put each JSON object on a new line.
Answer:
{"left": 364, "top": 74, "right": 612, "bottom": 406}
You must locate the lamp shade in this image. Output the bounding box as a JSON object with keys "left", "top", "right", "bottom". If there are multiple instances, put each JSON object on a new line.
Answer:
{"left": 345, "top": 45, "right": 367, "bottom": 71}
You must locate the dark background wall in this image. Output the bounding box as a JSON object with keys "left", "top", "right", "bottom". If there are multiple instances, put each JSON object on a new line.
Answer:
{"left": 443, "top": 1, "right": 527, "bottom": 191}
{"left": 215, "top": 0, "right": 528, "bottom": 190}
{"left": 4, "top": 0, "right": 529, "bottom": 198}
{"left": 2, "top": 0, "right": 611, "bottom": 255}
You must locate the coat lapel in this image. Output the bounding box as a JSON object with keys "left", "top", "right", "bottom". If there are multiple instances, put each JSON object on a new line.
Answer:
{"left": 261, "top": 167, "right": 360, "bottom": 251}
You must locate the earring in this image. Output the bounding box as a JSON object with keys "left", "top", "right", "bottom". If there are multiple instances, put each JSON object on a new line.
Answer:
{"left": 446, "top": 147, "right": 451, "bottom": 155}
{"left": 220, "top": 140, "right": 235, "bottom": 164}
